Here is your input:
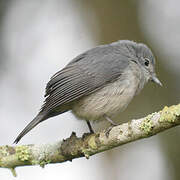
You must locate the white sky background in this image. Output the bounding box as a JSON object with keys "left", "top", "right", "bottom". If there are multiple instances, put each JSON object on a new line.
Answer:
{"left": 1, "top": 0, "right": 178, "bottom": 179}
{"left": 139, "top": 0, "right": 180, "bottom": 74}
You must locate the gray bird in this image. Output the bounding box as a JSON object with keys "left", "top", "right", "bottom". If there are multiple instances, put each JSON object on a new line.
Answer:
{"left": 14, "top": 40, "right": 162, "bottom": 143}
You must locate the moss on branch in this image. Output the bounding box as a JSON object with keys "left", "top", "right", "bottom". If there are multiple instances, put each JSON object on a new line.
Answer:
{"left": 0, "top": 104, "right": 180, "bottom": 177}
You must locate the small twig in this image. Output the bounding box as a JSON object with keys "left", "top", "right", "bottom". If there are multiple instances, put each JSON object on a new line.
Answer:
{"left": 10, "top": 168, "right": 17, "bottom": 177}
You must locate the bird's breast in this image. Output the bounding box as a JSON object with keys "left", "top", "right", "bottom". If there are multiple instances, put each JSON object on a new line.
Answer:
{"left": 72, "top": 64, "right": 143, "bottom": 122}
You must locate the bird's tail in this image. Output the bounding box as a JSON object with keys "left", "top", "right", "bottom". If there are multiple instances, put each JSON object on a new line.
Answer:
{"left": 14, "top": 113, "right": 46, "bottom": 144}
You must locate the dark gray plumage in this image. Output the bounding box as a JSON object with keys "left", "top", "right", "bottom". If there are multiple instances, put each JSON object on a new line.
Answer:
{"left": 14, "top": 40, "right": 161, "bottom": 143}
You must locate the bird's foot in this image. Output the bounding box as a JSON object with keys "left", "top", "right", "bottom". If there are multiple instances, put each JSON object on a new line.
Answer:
{"left": 86, "top": 120, "right": 94, "bottom": 134}
{"left": 105, "top": 124, "right": 117, "bottom": 137}
{"left": 103, "top": 115, "right": 118, "bottom": 137}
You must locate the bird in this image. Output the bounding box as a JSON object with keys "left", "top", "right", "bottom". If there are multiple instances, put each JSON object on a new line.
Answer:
{"left": 14, "top": 40, "right": 162, "bottom": 143}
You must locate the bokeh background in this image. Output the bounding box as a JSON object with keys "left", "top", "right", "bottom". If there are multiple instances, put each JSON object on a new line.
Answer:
{"left": 1, "top": 0, "right": 180, "bottom": 179}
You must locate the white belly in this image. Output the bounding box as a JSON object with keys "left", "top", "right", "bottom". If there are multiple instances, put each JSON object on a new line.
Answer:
{"left": 72, "top": 65, "right": 143, "bottom": 122}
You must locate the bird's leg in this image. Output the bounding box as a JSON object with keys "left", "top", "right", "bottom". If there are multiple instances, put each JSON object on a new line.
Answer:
{"left": 104, "top": 115, "right": 118, "bottom": 137}
{"left": 86, "top": 120, "right": 94, "bottom": 133}
{"left": 105, "top": 116, "right": 118, "bottom": 126}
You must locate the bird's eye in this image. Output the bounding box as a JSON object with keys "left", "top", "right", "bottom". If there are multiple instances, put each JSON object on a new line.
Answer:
{"left": 144, "top": 58, "right": 149, "bottom": 66}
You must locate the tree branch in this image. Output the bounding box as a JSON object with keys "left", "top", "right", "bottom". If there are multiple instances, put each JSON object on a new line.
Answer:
{"left": 1, "top": 104, "right": 180, "bottom": 176}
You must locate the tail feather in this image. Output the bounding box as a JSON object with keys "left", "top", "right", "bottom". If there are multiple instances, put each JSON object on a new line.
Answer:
{"left": 14, "top": 113, "right": 46, "bottom": 144}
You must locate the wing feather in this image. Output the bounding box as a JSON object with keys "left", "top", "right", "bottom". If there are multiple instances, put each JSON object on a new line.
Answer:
{"left": 40, "top": 44, "right": 133, "bottom": 115}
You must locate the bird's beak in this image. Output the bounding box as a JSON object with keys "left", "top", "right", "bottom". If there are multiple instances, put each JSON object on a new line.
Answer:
{"left": 151, "top": 75, "right": 162, "bottom": 86}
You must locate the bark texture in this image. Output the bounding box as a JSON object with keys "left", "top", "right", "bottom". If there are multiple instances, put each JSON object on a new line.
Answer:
{"left": 0, "top": 104, "right": 180, "bottom": 177}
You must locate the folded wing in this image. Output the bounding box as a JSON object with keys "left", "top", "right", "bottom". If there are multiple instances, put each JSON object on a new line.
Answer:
{"left": 41, "top": 45, "right": 130, "bottom": 114}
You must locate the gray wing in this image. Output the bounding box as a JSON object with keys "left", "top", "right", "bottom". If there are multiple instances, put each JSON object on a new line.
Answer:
{"left": 41, "top": 45, "right": 131, "bottom": 114}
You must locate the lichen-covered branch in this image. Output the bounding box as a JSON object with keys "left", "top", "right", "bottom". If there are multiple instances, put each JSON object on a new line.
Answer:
{"left": 0, "top": 104, "right": 180, "bottom": 176}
